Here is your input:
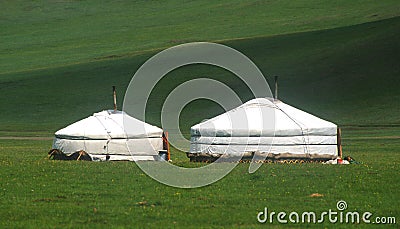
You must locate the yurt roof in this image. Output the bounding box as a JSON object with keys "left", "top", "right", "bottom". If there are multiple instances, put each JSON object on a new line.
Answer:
{"left": 55, "top": 110, "right": 163, "bottom": 140}
{"left": 190, "top": 98, "right": 337, "bottom": 137}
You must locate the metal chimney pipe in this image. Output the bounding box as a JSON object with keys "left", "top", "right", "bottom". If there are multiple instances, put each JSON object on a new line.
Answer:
{"left": 113, "top": 86, "right": 117, "bottom": 111}
{"left": 274, "top": 76, "right": 278, "bottom": 100}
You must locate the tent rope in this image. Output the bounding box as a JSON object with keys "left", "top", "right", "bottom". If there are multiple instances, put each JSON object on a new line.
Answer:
{"left": 94, "top": 114, "right": 113, "bottom": 154}
{"left": 106, "top": 112, "right": 132, "bottom": 156}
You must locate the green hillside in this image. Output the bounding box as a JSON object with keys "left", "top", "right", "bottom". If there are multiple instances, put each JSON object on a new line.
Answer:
{"left": 1, "top": 0, "right": 399, "bottom": 74}
{"left": 1, "top": 16, "right": 399, "bottom": 136}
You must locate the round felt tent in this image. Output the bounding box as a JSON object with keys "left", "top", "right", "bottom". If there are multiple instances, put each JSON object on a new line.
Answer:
{"left": 52, "top": 110, "right": 164, "bottom": 161}
{"left": 189, "top": 98, "right": 339, "bottom": 161}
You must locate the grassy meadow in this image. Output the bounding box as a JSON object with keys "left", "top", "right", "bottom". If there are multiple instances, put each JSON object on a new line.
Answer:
{"left": 0, "top": 1, "right": 399, "bottom": 228}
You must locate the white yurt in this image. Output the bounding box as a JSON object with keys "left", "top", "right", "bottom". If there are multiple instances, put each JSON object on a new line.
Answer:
{"left": 189, "top": 98, "right": 339, "bottom": 161}
{"left": 52, "top": 110, "right": 164, "bottom": 161}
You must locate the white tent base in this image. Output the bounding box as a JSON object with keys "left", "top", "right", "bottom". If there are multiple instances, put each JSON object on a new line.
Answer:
{"left": 48, "top": 148, "right": 162, "bottom": 161}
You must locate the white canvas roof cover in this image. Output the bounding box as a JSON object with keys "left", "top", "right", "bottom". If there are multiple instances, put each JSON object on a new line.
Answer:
{"left": 190, "top": 98, "right": 338, "bottom": 159}
{"left": 53, "top": 110, "right": 163, "bottom": 161}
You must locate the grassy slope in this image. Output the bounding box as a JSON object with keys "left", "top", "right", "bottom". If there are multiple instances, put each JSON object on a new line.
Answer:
{"left": 1, "top": 0, "right": 400, "bottom": 74}
{"left": 0, "top": 17, "right": 399, "bottom": 135}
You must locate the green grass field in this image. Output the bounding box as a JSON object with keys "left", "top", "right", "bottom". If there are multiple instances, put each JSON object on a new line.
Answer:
{"left": 1, "top": 1, "right": 399, "bottom": 228}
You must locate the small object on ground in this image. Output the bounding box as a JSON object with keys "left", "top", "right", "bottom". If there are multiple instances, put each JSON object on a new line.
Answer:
{"left": 344, "top": 155, "right": 360, "bottom": 164}
{"left": 309, "top": 193, "right": 324, "bottom": 197}
{"left": 337, "top": 157, "right": 350, "bottom": 165}
{"left": 48, "top": 149, "right": 92, "bottom": 161}
{"left": 137, "top": 201, "right": 148, "bottom": 206}
{"left": 324, "top": 159, "right": 337, "bottom": 164}
{"left": 324, "top": 157, "right": 350, "bottom": 165}
{"left": 341, "top": 160, "right": 350, "bottom": 164}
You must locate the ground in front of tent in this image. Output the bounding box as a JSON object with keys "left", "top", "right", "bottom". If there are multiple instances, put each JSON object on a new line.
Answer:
{"left": 0, "top": 127, "right": 399, "bottom": 227}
